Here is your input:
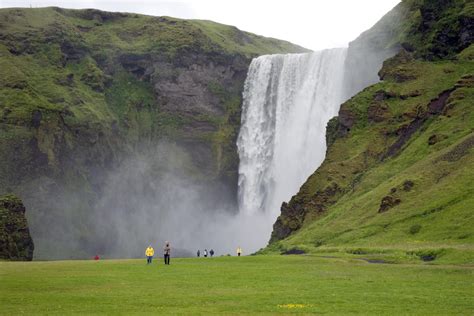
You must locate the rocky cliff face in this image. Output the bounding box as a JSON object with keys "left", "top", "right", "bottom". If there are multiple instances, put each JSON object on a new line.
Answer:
{"left": 269, "top": 0, "right": 473, "bottom": 263}
{"left": 0, "top": 194, "right": 34, "bottom": 261}
{"left": 343, "top": 0, "right": 474, "bottom": 100}
{"left": 0, "top": 7, "right": 306, "bottom": 258}
{"left": 342, "top": 1, "right": 407, "bottom": 100}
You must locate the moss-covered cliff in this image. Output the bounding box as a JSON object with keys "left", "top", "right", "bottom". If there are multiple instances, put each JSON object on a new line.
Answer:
{"left": 269, "top": 0, "right": 474, "bottom": 264}
{"left": 0, "top": 194, "right": 34, "bottom": 260}
{"left": 0, "top": 7, "right": 307, "bottom": 258}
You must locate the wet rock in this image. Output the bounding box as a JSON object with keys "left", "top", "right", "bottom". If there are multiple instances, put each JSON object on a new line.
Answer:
{"left": 379, "top": 195, "right": 401, "bottom": 213}
{"left": 31, "top": 110, "right": 42, "bottom": 128}
{"left": 0, "top": 194, "right": 34, "bottom": 261}
{"left": 338, "top": 108, "right": 356, "bottom": 132}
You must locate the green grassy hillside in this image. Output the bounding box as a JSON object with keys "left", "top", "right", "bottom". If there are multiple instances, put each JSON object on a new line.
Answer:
{"left": 268, "top": 0, "right": 474, "bottom": 264}
{"left": 0, "top": 7, "right": 306, "bottom": 187}
{"left": 1, "top": 256, "right": 473, "bottom": 314}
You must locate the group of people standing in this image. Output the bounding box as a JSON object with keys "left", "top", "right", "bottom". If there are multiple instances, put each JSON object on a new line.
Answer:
{"left": 145, "top": 241, "right": 171, "bottom": 265}
{"left": 145, "top": 243, "right": 244, "bottom": 264}
{"left": 197, "top": 249, "right": 215, "bottom": 257}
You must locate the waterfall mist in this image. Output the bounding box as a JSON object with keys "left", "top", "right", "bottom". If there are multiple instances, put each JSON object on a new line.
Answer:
{"left": 83, "top": 46, "right": 351, "bottom": 258}
{"left": 237, "top": 49, "right": 347, "bottom": 249}
{"left": 87, "top": 142, "right": 270, "bottom": 258}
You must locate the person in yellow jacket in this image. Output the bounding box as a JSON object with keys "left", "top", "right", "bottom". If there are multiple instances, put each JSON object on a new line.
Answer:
{"left": 236, "top": 246, "right": 242, "bottom": 257}
{"left": 145, "top": 245, "right": 154, "bottom": 264}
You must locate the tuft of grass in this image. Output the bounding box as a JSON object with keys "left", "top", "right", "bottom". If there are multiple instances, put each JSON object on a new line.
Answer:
{"left": 409, "top": 224, "right": 422, "bottom": 234}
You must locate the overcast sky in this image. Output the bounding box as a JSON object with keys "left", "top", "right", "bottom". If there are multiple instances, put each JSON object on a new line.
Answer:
{"left": 1, "top": 0, "right": 401, "bottom": 50}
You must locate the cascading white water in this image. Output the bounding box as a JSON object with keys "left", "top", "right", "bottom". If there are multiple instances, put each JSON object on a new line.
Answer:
{"left": 237, "top": 49, "right": 347, "bottom": 223}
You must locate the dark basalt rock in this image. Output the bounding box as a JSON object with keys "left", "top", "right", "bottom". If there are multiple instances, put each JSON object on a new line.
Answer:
{"left": 31, "top": 110, "right": 42, "bottom": 129}
{"left": 379, "top": 195, "right": 401, "bottom": 213}
{"left": 384, "top": 88, "right": 455, "bottom": 159}
{"left": 270, "top": 182, "right": 342, "bottom": 242}
{"left": 60, "top": 39, "right": 88, "bottom": 62}
{"left": 338, "top": 108, "right": 356, "bottom": 131}
{"left": 282, "top": 248, "right": 306, "bottom": 255}
{"left": 0, "top": 194, "right": 34, "bottom": 261}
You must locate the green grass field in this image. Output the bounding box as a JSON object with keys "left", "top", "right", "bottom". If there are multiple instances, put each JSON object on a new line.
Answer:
{"left": 1, "top": 255, "right": 473, "bottom": 315}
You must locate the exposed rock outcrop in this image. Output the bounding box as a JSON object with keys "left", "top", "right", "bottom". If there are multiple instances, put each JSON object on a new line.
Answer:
{"left": 0, "top": 194, "right": 34, "bottom": 261}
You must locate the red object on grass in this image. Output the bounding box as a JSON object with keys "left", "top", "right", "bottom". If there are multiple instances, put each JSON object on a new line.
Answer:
{"left": 94, "top": 255, "right": 100, "bottom": 260}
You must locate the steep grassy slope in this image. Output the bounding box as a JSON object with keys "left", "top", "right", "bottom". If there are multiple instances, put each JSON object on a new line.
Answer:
{"left": 0, "top": 7, "right": 306, "bottom": 258}
{"left": 268, "top": 0, "right": 474, "bottom": 264}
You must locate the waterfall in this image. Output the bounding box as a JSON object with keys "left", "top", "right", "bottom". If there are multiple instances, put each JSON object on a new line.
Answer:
{"left": 237, "top": 49, "right": 347, "bottom": 219}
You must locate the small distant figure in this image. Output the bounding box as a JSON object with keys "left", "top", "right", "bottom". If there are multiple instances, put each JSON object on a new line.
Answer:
{"left": 94, "top": 254, "right": 100, "bottom": 261}
{"left": 197, "top": 249, "right": 200, "bottom": 257}
{"left": 204, "top": 249, "right": 208, "bottom": 258}
{"left": 210, "top": 249, "right": 214, "bottom": 257}
{"left": 145, "top": 245, "right": 154, "bottom": 264}
{"left": 237, "top": 246, "right": 242, "bottom": 257}
{"left": 164, "top": 241, "right": 171, "bottom": 265}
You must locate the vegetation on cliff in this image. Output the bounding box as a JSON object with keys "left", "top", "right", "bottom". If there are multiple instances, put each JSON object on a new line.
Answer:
{"left": 0, "top": 194, "right": 34, "bottom": 260}
{"left": 269, "top": 0, "right": 474, "bottom": 264}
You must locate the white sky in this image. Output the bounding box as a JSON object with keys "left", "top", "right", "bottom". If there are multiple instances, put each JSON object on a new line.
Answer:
{"left": 0, "top": 0, "right": 401, "bottom": 51}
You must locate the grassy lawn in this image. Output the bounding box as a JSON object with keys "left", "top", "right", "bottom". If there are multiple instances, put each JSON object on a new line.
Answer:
{"left": 1, "top": 255, "right": 473, "bottom": 315}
